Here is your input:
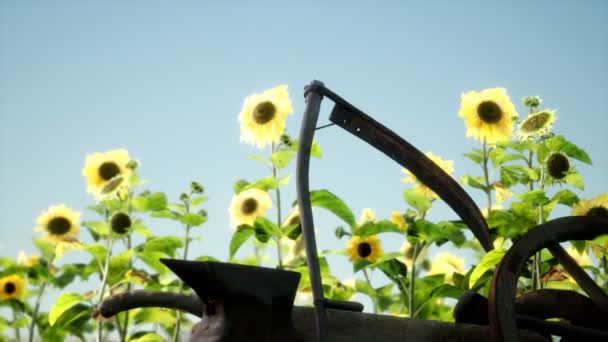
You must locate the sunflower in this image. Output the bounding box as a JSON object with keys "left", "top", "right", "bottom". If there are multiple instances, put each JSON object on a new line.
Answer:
{"left": 358, "top": 208, "right": 377, "bottom": 225}
{"left": 346, "top": 235, "right": 384, "bottom": 262}
{"left": 565, "top": 246, "right": 591, "bottom": 266}
{"left": 238, "top": 85, "right": 293, "bottom": 148}
{"left": 0, "top": 274, "right": 26, "bottom": 300}
{"left": 391, "top": 211, "right": 408, "bottom": 232}
{"left": 572, "top": 193, "right": 608, "bottom": 217}
{"left": 82, "top": 149, "right": 132, "bottom": 196}
{"left": 228, "top": 188, "right": 272, "bottom": 228}
{"left": 399, "top": 240, "right": 428, "bottom": 269}
{"left": 458, "top": 87, "right": 518, "bottom": 143}
{"left": 402, "top": 152, "right": 454, "bottom": 199}
{"left": 34, "top": 204, "right": 81, "bottom": 242}
{"left": 428, "top": 252, "right": 465, "bottom": 280}
{"left": 516, "top": 110, "right": 556, "bottom": 140}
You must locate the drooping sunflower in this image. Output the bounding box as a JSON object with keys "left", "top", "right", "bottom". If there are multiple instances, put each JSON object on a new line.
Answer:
{"left": 82, "top": 149, "right": 132, "bottom": 196}
{"left": 572, "top": 193, "right": 608, "bottom": 217}
{"left": 545, "top": 152, "right": 571, "bottom": 180}
{"left": 346, "top": 235, "right": 384, "bottom": 262}
{"left": 34, "top": 204, "right": 81, "bottom": 242}
{"left": 458, "top": 87, "right": 518, "bottom": 143}
{"left": 516, "top": 110, "right": 556, "bottom": 140}
{"left": 0, "top": 274, "right": 26, "bottom": 300}
{"left": 428, "top": 252, "right": 465, "bottom": 279}
{"left": 228, "top": 188, "right": 272, "bottom": 228}
{"left": 238, "top": 85, "right": 293, "bottom": 149}
{"left": 402, "top": 152, "right": 454, "bottom": 199}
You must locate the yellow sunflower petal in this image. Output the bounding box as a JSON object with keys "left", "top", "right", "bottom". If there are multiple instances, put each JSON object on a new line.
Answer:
{"left": 572, "top": 193, "right": 608, "bottom": 217}
{"left": 238, "top": 85, "right": 293, "bottom": 149}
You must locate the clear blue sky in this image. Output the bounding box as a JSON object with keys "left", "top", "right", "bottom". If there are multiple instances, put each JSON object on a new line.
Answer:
{"left": 1, "top": 1, "right": 607, "bottom": 310}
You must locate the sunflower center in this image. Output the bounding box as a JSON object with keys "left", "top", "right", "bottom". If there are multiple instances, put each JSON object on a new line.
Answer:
{"left": 111, "top": 212, "right": 132, "bottom": 234}
{"left": 241, "top": 198, "right": 258, "bottom": 215}
{"left": 520, "top": 112, "right": 550, "bottom": 133}
{"left": 587, "top": 206, "right": 608, "bottom": 217}
{"left": 357, "top": 242, "right": 372, "bottom": 258}
{"left": 477, "top": 101, "right": 503, "bottom": 124}
{"left": 252, "top": 101, "right": 276, "bottom": 125}
{"left": 99, "top": 162, "right": 120, "bottom": 181}
{"left": 547, "top": 153, "right": 570, "bottom": 179}
{"left": 4, "top": 282, "right": 16, "bottom": 294}
{"left": 47, "top": 217, "right": 72, "bottom": 235}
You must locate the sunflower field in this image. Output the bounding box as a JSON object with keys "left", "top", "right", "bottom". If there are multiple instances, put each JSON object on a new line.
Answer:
{"left": 0, "top": 85, "right": 606, "bottom": 342}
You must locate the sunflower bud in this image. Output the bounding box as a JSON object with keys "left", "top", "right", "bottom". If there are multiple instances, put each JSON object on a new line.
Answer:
{"left": 198, "top": 209, "right": 208, "bottom": 218}
{"left": 523, "top": 96, "right": 542, "bottom": 109}
{"left": 179, "top": 193, "right": 189, "bottom": 202}
{"left": 334, "top": 226, "right": 348, "bottom": 239}
{"left": 126, "top": 160, "right": 139, "bottom": 170}
{"left": 546, "top": 152, "right": 570, "bottom": 180}
{"left": 280, "top": 134, "right": 292, "bottom": 147}
{"left": 190, "top": 181, "right": 204, "bottom": 194}
{"left": 110, "top": 212, "right": 132, "bottom": 235}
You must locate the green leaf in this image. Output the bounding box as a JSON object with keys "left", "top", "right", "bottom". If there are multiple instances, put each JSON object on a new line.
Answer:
{"left": 82, "top": 221, "right": 110, "bottom": 240}
{"left": 108, "top": 250, "right": 134, "bottom": 285}
{"left": 253, "top": 216, "right": 281, "bottom": 238}
{"left": 460, "top": 175, "right": 487, "bottom": 190}
{"left": 229, "top": 227, "right": 255, "bottom": 258}
{"left": 129, "top": 332, "right": 165, "bottom": 342}
{"left": 409, "top": 220, "right": 465, "bottom": 247}
{"left": 311, "top": 141, "right": 323, "bottom": 158}
{"left": 180, "top": 213, "right": 207, "bottom": 227}
{"left": 32, "top": 237, "right": 55, "bottom": 261}
{"left": 190, "top": 196, "right": 209, "bottom": 207}
{"left": 133, "top": 308, "right": 176, "bottom": 328}
{"left": 355, "top": 279, "right": 375, "bottom": 298}
{"left": 133, "top": 192, "right": 168, "bottom": 212}
{"left": 403, "top": 189, "right": 431, "bottom": 214}
{"left": 131, "top": 220, "right": 154, "bottom": 239}
{"left": 233, "top": 179, "right": 250, "bottom": 194}
{"left": 309, "top": 189, "right": 356, "bottom": 227}
{"left": 377, "top": 258, "right": 408, "bottom": 279}
{"left": 547, "top": 135, "right": 593, "bottom": 165}
{"left": 248, "top": 155, "right": 272, "bottom": 167}
{"left": 565, "top": 173, "right": 585, "bottom": 190}
{"left": 430, "top": 284, "right": 464, "bottom": 299}
{"left": 469, "top": 249, "right": 507, "bottom": 288}
{"left": 355, "top": 220, "right": 402, "bottom": 237}
{"left": 463, "top": 152, "right": 482, "bottom": 164}
{"left": 270, "top": 150, "right": 296, "bottom": 169}
{"left": 278, "top": 175, "right": 291, "bottom": 186}
{"left": 136, "top": 250, "right": 169, "bottom": 275}
{"left": 518, "top": 189, "right": 550, "bottom": 206}
{"left": 151, "top": 209, "right": 181, "bottom": 220}
{"left": 551, "top": 189, "right": 580, "bottom": 206}
{"left": 140, "top": 237, "right": 183, "bottom": 257}
{"left": 49, "top": 292, "right": 84, "bottom": 326}
{"left": 82, "top": 243, "right": 108, "bottom": 264}
{"left": 244, "top": 176, "right": 278, "bottom": 191}
{"left": 354, "top": 252, "right": 403, "bottom": 273}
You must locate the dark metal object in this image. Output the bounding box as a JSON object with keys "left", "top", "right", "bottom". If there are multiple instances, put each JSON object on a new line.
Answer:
{"left": 297, "top": 80, "right": 494, "bottom": 342}
{"left": 160, "top": 259, "right": 301, "bottom": 341}
{"left": 96, "top": 290, "right": 203, "bottom": 318}
{"left": 488, "top": 216, "right": 608, "bottom": 342}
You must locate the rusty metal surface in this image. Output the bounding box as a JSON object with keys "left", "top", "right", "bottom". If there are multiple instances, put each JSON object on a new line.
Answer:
{"left": 488, "top": 216, "right": 608, "bottom": 342}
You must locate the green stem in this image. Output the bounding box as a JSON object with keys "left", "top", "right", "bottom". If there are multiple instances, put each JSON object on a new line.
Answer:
{"left": 12, "top": 305, "right": 21, "bottom": 342}
{"left": 173, "top": 194, "right": 193, "bottom": 342}
{"left": 362, "top": 269, "right": 378, "bottom": 313}
{"left": 118, "top": 235, "right": 133, "bottom": 342}
{"left": 409, "top": 242, "right": 420, "bottom": 318}
{"left": 97, "top": 238, "right": 114, "bottom": 342}
{"left": 482, "top": 139, "right": 493, "bottom": 215}
{"left": 27, "top": 281, "right": 48, "bottom": 342}
{"left": 271, "top": 143, "right": 284, "bottom": 269}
